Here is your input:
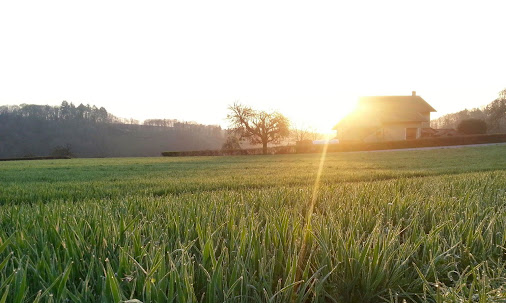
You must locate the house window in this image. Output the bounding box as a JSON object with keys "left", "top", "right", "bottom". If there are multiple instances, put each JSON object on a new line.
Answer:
{"left": 406, "top": 128, "right": 418, "bottom": 140}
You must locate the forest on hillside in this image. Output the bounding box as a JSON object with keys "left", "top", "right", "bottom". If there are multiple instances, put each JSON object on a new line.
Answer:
{"left": 0, "top": 102, "right": 225, "bottom": 158}
{"left": 431, "top": 89, "right": 506, "bottom": 133}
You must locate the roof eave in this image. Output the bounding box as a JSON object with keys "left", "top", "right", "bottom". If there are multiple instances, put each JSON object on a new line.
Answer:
{"left": 417, "top": 97, "right": 437, "bottom": 112}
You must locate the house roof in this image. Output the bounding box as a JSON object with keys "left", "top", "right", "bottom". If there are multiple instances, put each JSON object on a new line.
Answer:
{"left": 357, "top": 95, "right": 436, "bottom": 113}
{"left": 333, "top": 93, "right": 436, "bottom": 129}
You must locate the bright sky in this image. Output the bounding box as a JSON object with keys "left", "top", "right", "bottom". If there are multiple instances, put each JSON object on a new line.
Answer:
{"left": 1, "top": 0, "right": 505, "bottom": 133}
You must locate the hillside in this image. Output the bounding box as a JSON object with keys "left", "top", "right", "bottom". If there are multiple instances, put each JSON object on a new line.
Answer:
{"left": 431, "top": 89, "right": 506, "bottom": 132}
{"left": 0, "top": 102, "right": 225, "bottom": 158}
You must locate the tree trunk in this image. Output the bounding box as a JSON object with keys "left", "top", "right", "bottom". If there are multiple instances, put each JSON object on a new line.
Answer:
{"left": 262, "top": 142, "right": 268, "bottom": 155}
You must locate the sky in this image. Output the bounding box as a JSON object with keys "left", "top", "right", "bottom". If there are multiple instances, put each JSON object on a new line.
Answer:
{"left": 1, "top": 0, "right": 505, "bottom": 133}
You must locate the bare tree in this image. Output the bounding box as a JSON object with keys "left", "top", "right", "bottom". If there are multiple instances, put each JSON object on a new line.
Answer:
{"left": 484, "top": 88, "right": 506, "bottom": 132}
{"left": 222, "top": 130, "right": 242, "bottom": 150}
{"left": 291, "top": 124, "right": 320, "bottom": 143}
{"left": 499, "top": 88, "right": 506, "bottom": 100}
{"left": 227, "top": 102, "right": 290, "bottom": 154}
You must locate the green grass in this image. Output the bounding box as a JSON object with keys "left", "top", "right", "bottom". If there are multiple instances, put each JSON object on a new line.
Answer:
{"left": 0, "top": 145, "right": 505, "bottom": 302}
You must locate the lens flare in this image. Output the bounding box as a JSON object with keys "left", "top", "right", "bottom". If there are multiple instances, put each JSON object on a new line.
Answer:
{"left": 294, "top": 133, "right": 332, "bottom": 296}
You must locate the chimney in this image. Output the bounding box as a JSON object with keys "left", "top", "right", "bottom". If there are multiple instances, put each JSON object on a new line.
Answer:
{"left": 412, "top": 91, "right": 416, "bottom": 96}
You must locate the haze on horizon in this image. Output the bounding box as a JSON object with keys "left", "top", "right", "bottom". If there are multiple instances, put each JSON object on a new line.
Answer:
{"left": 1, "top": 0, "right": 505, "bottom": 133}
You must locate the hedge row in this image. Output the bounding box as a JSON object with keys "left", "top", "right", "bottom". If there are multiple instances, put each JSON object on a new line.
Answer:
{"left": 161, "top": 146, "right": 295, "bottom": 157}
{"left": 162, "top": 134, "right": 506, "bottom": 157}
{"left": 0, "top": 156, "right": 71, "bottom": 162}
{"left": 300, "top": 133, "right": 506, "bottom": 153}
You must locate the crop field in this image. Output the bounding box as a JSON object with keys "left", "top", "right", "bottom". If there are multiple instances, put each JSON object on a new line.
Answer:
{"left": 0, "top": 145, "right": 505, "bottom": 302}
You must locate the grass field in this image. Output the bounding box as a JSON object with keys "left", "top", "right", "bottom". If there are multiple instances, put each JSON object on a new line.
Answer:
{"left": 0, "top": 145, "right": 505, "bottom": 302}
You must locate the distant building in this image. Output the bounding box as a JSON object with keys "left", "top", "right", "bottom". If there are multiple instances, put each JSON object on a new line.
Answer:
{"left": 333, "top": 91, "right": 436, "bottom": 142}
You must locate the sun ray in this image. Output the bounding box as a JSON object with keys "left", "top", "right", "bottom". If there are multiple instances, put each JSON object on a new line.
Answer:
{"left": 294, "top": 133, "right": 332, "bottom": 297}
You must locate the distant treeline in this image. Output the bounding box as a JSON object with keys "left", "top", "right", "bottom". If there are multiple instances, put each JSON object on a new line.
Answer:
{"left": 431, "top": 89, "right": 506, "bottom": 133}
{"left": 0, "top": 102, "right": 225, "bottom": 158}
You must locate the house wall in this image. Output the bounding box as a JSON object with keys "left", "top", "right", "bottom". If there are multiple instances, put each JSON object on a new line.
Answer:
{"left": 383, "top": 122, "right": 423, "bottom": 141}
{"left": 421, "top": 112, "right": 431, "bottom": 128}
{"left": 337, "top": 127, "right": 377, "bottom": 142}
{"left": 339, "top": 122, "right": 425, "bottom": 142}
{"left": 382, "top": 126, "right": 407, "bottom": 141}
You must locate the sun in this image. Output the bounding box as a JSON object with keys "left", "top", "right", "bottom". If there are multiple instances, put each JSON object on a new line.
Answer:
{"left": 284, "top": 98, "right": 358, "bottom": 136}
